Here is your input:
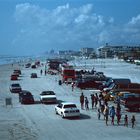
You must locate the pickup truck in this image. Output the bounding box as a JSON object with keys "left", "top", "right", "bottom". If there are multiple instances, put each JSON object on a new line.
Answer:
{"left": 76, "top": 80, "right": 103, "bottom": 89}
{"left": 120, "top": 96, "right": 140, "bottom": 111}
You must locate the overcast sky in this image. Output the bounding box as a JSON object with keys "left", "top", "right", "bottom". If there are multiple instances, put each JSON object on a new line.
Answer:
{"left": 0, "top": 0, "right": 140, "bottom": 56}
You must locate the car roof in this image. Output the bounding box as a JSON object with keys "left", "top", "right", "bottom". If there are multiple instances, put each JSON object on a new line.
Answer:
{"left": 60, "top": 102, "right": 76, "bottom": 105}
{"left": 11, "top": 83, "right": 20, "bottom": 86}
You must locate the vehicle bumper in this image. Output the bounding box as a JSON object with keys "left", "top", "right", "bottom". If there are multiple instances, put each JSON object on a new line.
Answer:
{"left": 64, "top": 112, "right": 80, "bottom": 117}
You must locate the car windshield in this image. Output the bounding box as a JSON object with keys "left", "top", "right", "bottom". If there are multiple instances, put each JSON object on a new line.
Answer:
{"left": 23, "top": 93, "right": 32, "bottom": 96}
{"left": 64, "top": 104, "right": 77, "bottom": 108}
{"left": 12, "top": 84, "right": 20, "bottom": 87}
{"left": 42, "top": 91, "right": 55, "bottom": 95}
{"left": 109, "top": 83, "right": 115, "bottom": 89}
{"left": 22, "top": 91, "right": 32, "bottom": 96}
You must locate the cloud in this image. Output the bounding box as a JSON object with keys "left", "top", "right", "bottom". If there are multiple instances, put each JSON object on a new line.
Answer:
{"left": 13, "top": 3, "right": 140, "bottom": 55}
{"left": 128, "top": 14, "right": 140, "bottom": 25}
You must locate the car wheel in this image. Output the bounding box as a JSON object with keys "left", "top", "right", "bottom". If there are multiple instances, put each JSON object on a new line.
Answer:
{"left": 61, "top": 113, "right": 64, "bottom": 118}
{"left": 55, "top": 109, "right": 58, "bottom": 114}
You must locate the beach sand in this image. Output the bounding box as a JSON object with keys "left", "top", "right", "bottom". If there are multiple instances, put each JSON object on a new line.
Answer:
{"left": 0, "top": 63, "right": 37, "bottom": 140}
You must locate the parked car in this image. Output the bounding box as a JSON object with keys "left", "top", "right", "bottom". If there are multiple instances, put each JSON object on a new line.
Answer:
{"left": 31, "top": 65, "right": 36, "bottom": 69}
{"left": 31, "top": 73, "right": 37, "bottom": 78}
{"left": 55, "top": 102, "right": 80, "bottom": 118}
{"left": 25, "top": 63, "right": 31, "bottom": 68}
{"left": 120, "top": 95, "right": 140, "bottom": 111}
{"left": 76, "top": 80, "right": 103, "bottom": 89}
{"left": 40, "top": 91, "right": 57, "bottom": 104}
{"left": 19, "top": 90, "right": 34, "bottom": 104}
{"left": 14, "top": 69, "right": 21, "bottom": 75}
{"left": 11, "top": 74, "right": 18, "bottom": 80}
{"left": 9, "top": 83, "right": 22, "bottom": 93}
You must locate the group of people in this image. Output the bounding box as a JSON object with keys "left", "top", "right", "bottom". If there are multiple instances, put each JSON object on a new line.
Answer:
{"left": 40, "top": 69, "right": 47, "bottom": 76}
{"left": 80, "top": 92, "right": 136, "bottom": 128}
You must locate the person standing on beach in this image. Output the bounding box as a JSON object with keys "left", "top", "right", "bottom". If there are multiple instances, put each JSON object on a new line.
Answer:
{"left": 71, "top": 82, "right": 74, "bottom": 91}
{"left": 91, "top": 94, "right": 95, "bottom": 109}
{"left": 40, "top": 69, "right": 43, "bottom": 75}
{"left": 80, "top": 93, "right": 84, "bottom": 109}
{"left": 85, "top": 97, "right": 89, "bottom": 110}
{"left": 131, "top": 115, "right": 136, "bottom": 128}
{"left": 124, "top": 115, "right": 128, "bottom": 127}
{"left": 116, "top": 103, "right": 121, "bottom": 125}
{"left": 103, "top": 103, "right": 109, "bottom": 126}
{"left": 45, "top": 70, "right": 47, "bottom": 76}
{"left": 97, "top": 108, "right": 101, "bottom": 120}
{"left": 110, "top": 106, "right": 116, "bottom": 125}
{"left": 95, "top": 93, "right": 98, "bottom": 108}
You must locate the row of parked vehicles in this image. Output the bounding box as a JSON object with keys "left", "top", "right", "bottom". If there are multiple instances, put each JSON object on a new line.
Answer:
{"left": 10, "top": 83, "right": 57, "bottom": 104}
{"left": 10, "top": 84, "right": 80, "bottom": 118}
{"left": 58, "top": 63, "right": 140, "bottom": 111}
{"left": 10, "top": 69, "right": 80, "bottom": 118}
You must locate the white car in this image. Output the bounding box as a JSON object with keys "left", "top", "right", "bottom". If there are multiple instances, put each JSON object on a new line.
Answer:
{"left": 40, "top": 91, "right": 57, "bottom": 104}
{"left": 10, "top": 83, "right": 22, "bottom": 93}
{"left": 55, "top": 102, "right": 80, "bottom": 118}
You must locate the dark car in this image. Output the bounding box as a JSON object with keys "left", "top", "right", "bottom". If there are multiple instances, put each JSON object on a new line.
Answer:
{"left": 10, "top": 83, "right": 22, "bottom": 93}
{"left": 25, "top": 63, "right": 31, "bottom": 68}
{"left": 19, "top": 90, "right": 34, "bottom": 104}
{"left": 31, "top": 73, "right": 37, "bottom": 78}
{"left": 11, "top": 74, "right": 18, "bottom": 80}
{"left": 31, "top": 65, "right": 36, "bottom": 69}
{"left": 14, "top": 69, "right": 21, "bottom": 75}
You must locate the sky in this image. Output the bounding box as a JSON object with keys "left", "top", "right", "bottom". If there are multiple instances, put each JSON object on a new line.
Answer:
{"left": 0, "top": 0, "right": 140, "bottom": 56}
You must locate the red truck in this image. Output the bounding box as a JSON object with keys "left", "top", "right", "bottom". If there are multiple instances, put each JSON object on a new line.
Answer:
{"left": 61, "top": 65, "right": 76, "bottom": 83}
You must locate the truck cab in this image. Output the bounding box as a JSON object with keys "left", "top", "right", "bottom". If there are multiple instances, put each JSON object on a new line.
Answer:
{"left": 61, "top": 65, "right": 76, "bottom": 83}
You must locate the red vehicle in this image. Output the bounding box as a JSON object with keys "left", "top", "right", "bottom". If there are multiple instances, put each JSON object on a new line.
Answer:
{"left": 120, "top": 96, "right": 140, "bottom": 111}
{"left": 61, "top": 65, "right": 76, "bottom": 83}
{"left": 11, "top": 74, "right": 18, "bottom": 80}
{"left": 47, "top": 59, "right": 60, "bottom": 70}
{"left": 76, "top": 80, "right": 103, "bottom": 89}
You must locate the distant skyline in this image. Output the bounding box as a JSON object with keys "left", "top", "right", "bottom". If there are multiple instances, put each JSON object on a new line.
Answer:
{"left": 0, "top": 0, "right": 140, "bottom": 56}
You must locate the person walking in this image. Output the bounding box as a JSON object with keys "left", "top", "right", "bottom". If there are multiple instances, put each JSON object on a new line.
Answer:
{"left": 45, "top": 70, "right": 47, "bottom": 76}
{"left": 99, "top": 92, "right": 104, "bottom": 100}
{"left": 97, "top": 108, "right": 101, "bottom": 120}
{"left": 91, "top": 94, "right": 95, "bottom": 109}
{"left": 80, "top": 93, "right": 84, "bottom": 109}
{"left": 71, "top": 82, "right": 74, "bottom": 91}
{"left": 110, "top": 106, "right": 116, "bottom": 125}
{"left": 40, "top": 69, "right": 43, "bottom": 75}
{"left": 103, "top": 103, "right": 109, "bottom": 126}
{"left": 116, "top": 103, "right": 121, "bottom": 125}
{"left": 95, "top": 93, "right": 98, "bottom": 108}
{"left": 131, "top": 115, "right": 136, "bottom": 128}
{"left": 85, "top": 97, "right": 89, "bottom": 110}
{"left": 124, "top": 115, "right": 128, "bottom": 127}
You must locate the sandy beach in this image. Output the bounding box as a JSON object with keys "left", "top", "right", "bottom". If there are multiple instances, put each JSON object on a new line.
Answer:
{"left": 0, "top": 59, "right": 140, "bottom": 140}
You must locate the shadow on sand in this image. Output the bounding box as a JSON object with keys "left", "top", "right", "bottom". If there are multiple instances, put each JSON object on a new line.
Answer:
{"left": 66, "top": 113, "right": 91, "bottom": 120}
